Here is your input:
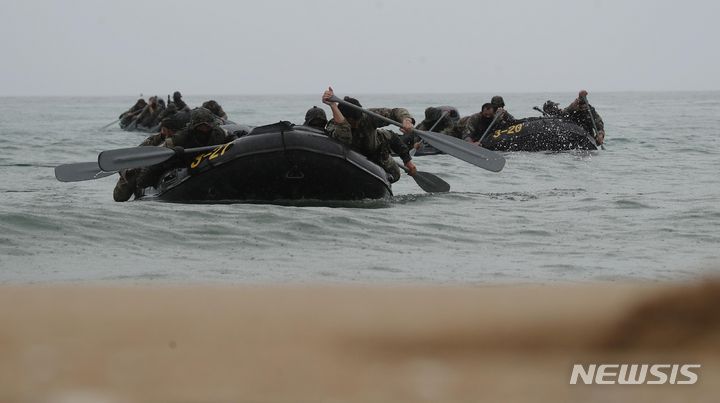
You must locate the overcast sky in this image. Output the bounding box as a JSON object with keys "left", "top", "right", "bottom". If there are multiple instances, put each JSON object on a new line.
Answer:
{"left": 1, "top": 0, "right": 718, "bottom": 96}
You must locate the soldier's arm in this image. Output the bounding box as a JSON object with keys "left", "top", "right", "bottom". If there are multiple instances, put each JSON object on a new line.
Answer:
{"left": 591, "top": 107, "right": 604, "bottom": 132}
{"left": 459, "top": 114, "right": 480, "bottom": 141}
{"left": 325, "top": 120, "right": 352, "bottom": 145}
{"left": 387, "top": 132, "right": 412, "bottom": 164}
{"left": 368, "top": 108, "right": 415, "bottom": 129}
{"left": 222, "top": 127, "right": 237, "bottom": 142}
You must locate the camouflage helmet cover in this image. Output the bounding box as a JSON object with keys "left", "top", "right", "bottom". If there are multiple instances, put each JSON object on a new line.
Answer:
{"left": 304, "top": 106, "right": 327, "bottom": 125}
{"left": 189, "top": 107, "right": 216, "bottom": 128}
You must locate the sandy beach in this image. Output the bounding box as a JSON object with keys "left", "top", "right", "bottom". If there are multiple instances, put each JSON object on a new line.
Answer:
{"left": 1, "top": 281, "right": 718, "bottom": 403}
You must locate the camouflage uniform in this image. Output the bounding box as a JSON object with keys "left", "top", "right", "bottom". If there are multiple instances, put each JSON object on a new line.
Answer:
{"left": 325, "top": 107, "right": 413, "bottom": 183}
{"left": 119, "top": 99, "right": 147, "bottom": 127}
{"left": 407, "top": 106, "right": 461, "bottom": 147}
{"left": 173, "top": 91, "right": 190, "bottom": 112}
{"left": 564, "top": 102, "right": 604, "bottom": 135}
{"left": 136, "top": 97, "right": 165, "bottom": 128}
{"left": 455, "top": 113, "right": 496, "bottom": 142}
{"left": 543, "top": 99, "right": 605, "bottom": 135}
{"left": 490, "top": 95, "right": 516, "bottom": 123}
{"left": 134, "top": 109, "right": 235, "bottom": 190}
{"left": 112, "top": 132, "right": 169, "bottom": 202}
{"left": 156, "top": 103, "right": 178, "bottom": 122}
{"left": 165, "top": 108, "right": 234, "bottom": 149}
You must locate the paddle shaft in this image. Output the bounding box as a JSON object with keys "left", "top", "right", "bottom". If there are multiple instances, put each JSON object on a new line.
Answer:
{"left": 428, "top": 110, "right": 450, "bottom": 132}
{"left": 477, "top": 110, "right": 504, "bottom": 145}
{"left": 580, "top": 95, "right": 605, "bottom": 150}
{"left": 101, "top": 118, "right": 121, "bottom": 130}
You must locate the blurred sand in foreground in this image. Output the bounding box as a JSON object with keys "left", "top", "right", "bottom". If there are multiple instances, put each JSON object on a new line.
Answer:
{"left": 0, "top": 281, "right": 718, "bottom": 403}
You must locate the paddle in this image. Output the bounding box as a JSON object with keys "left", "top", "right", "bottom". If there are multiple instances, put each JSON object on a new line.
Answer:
{"left": 328, "top": 95, "right": 505, "bottom": 172}
{"left": 533, "top": 106, "right": 548, "bottom": 117}
{"left": 124, "top": 104, "right": 150, "bottom": 131}
{"left": 55, "top": 162, "right": 116, "bottom": 182}
{"left": 98, "top": 143, "right": 230, "bottom": 172}
{"left": 395, "top": 161, "right": 450, "bottom": 193}
{"left": 476, "top": 110, "right": 504, "bottom": 145}
{"left": 579, "top": 94, "right": 605, "bottom": 150}
{"left": 410, "top": 110, "right": 450, "bottom": 157}
{"left": 100, "top": 118, "right": 121, "bottom": 130}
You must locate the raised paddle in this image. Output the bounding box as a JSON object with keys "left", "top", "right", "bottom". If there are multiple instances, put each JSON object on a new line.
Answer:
{"left": 395, "top": 160, "right": 450, "bottom": 193}
{"left": 410, "top": 110, "right": 450, "bottom": 157}
{"left": 579, "top": 93, "right": 606, "bottom": 150}
{"left": 55, "top": 162, "right": 116, "bottom": 182}
{"left": 98, "top": 143, "right": 231, "bottom": 172}
{"left": 328, "top": 95, "right": 505, "bottom": 172}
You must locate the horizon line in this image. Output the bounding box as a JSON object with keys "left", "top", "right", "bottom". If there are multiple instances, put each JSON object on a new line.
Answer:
{"left": 1, "top": 89, "right": 719, "bottom": 98}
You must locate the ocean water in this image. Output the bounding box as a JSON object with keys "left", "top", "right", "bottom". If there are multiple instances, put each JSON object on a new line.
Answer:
{"left": 0, "top": 92, "right": 718, "bottom": 284}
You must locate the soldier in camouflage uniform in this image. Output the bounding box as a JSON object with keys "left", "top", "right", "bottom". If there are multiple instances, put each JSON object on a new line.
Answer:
{"left": 173, "top": 91, "right": 190, "bottom": 112}
{"left": 453, "top": 103, "right": 498, "bottom": 144}
{"left": 490, "top": 95, "right": 516, "bottom": 125}
{"left": 130, "top": 108, "right": 236, "bottom": 192}
{"left": 543, "top": 90, "right": 605, "bottom": 145}
{"left": 164, "top": 107, "right": 234, "bottom": 149}
{"left": 322, "top": 87, "right": 416, "bottom": 183}
{"left": 112, "top": 117, "right": 185, "bottom": 202}
{"left": 119, "top": 98, "right": 147, "bottom": 127}
{"left": 201, "top": 100, "right": 228, "bottom": 122}
{"left": 405, "top": 105, "right": 461, "bottom": 149}
{"left": 303, "top": 106, "right": 328, "bottom": 130}
{"left": 135, "top": 96, "right": 166, "bottom": 128}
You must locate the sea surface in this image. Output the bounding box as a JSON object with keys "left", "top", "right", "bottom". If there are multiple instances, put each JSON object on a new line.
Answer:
{"left": 1, "top": 92, "right": 718, "bottom": 284}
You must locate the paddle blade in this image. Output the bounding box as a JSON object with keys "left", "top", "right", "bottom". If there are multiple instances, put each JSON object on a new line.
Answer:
{"left": 411, "top": 171, "right": 450, "bottom": 193}
{"left": 413, "top": 129, "right": 506, "bottom": 172}
{"left": 98, "top": 146, "right": 175, "bottom": 171}
{"left": 55, "top": 162, "right": 116, "bottom": 182}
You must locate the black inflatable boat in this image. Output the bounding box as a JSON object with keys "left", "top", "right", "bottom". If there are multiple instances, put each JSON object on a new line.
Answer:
{"left": 137, "top": 122, "right": 392, "bottom": 202}
{"left": 481, "top": 118, "right": 597, "bottom": 151}
{"left": 410, "top": 117, "right": 597, "bottom": 155}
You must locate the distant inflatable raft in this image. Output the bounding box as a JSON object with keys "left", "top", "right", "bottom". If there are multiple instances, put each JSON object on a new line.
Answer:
{"left": 137, "top": 122, "right": 392, "bottom": 202}
{"left": 412, "top": 117, "right": 598, "bottom": 155}
{"left": 481, "top": 118, "right": 597, "bottom": 151}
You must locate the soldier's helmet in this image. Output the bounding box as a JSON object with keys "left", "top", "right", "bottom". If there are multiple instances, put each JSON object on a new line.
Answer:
{"left": 160, "top": 116, "right": 185, "bottom": 131}
{"left": 189, "top": 107, "right": 216, "bottom": 128}
{"left": 490, "top": 96, "right": 505, "bottom": 108}
{"left": 304, "top": 106, "right": 328, "bottom": 127}
{"left": 337, "top": 96, "right": 363, "bottom": 121}
{"left": 422, "top": 106, "right": 459, "bottom": 129}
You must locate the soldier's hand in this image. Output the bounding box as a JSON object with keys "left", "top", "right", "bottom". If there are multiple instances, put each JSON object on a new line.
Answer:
{"left": 405, "top": 160, "right": 417, "bottom": 176}
{"left": 322, "top": 86, "right": 335, "bottom": 105}
{"left": 400, "top": 118, "right": 414, "bottom": 135}
{"left": 596, "top": 130, "right": 605, "bottom": 145}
